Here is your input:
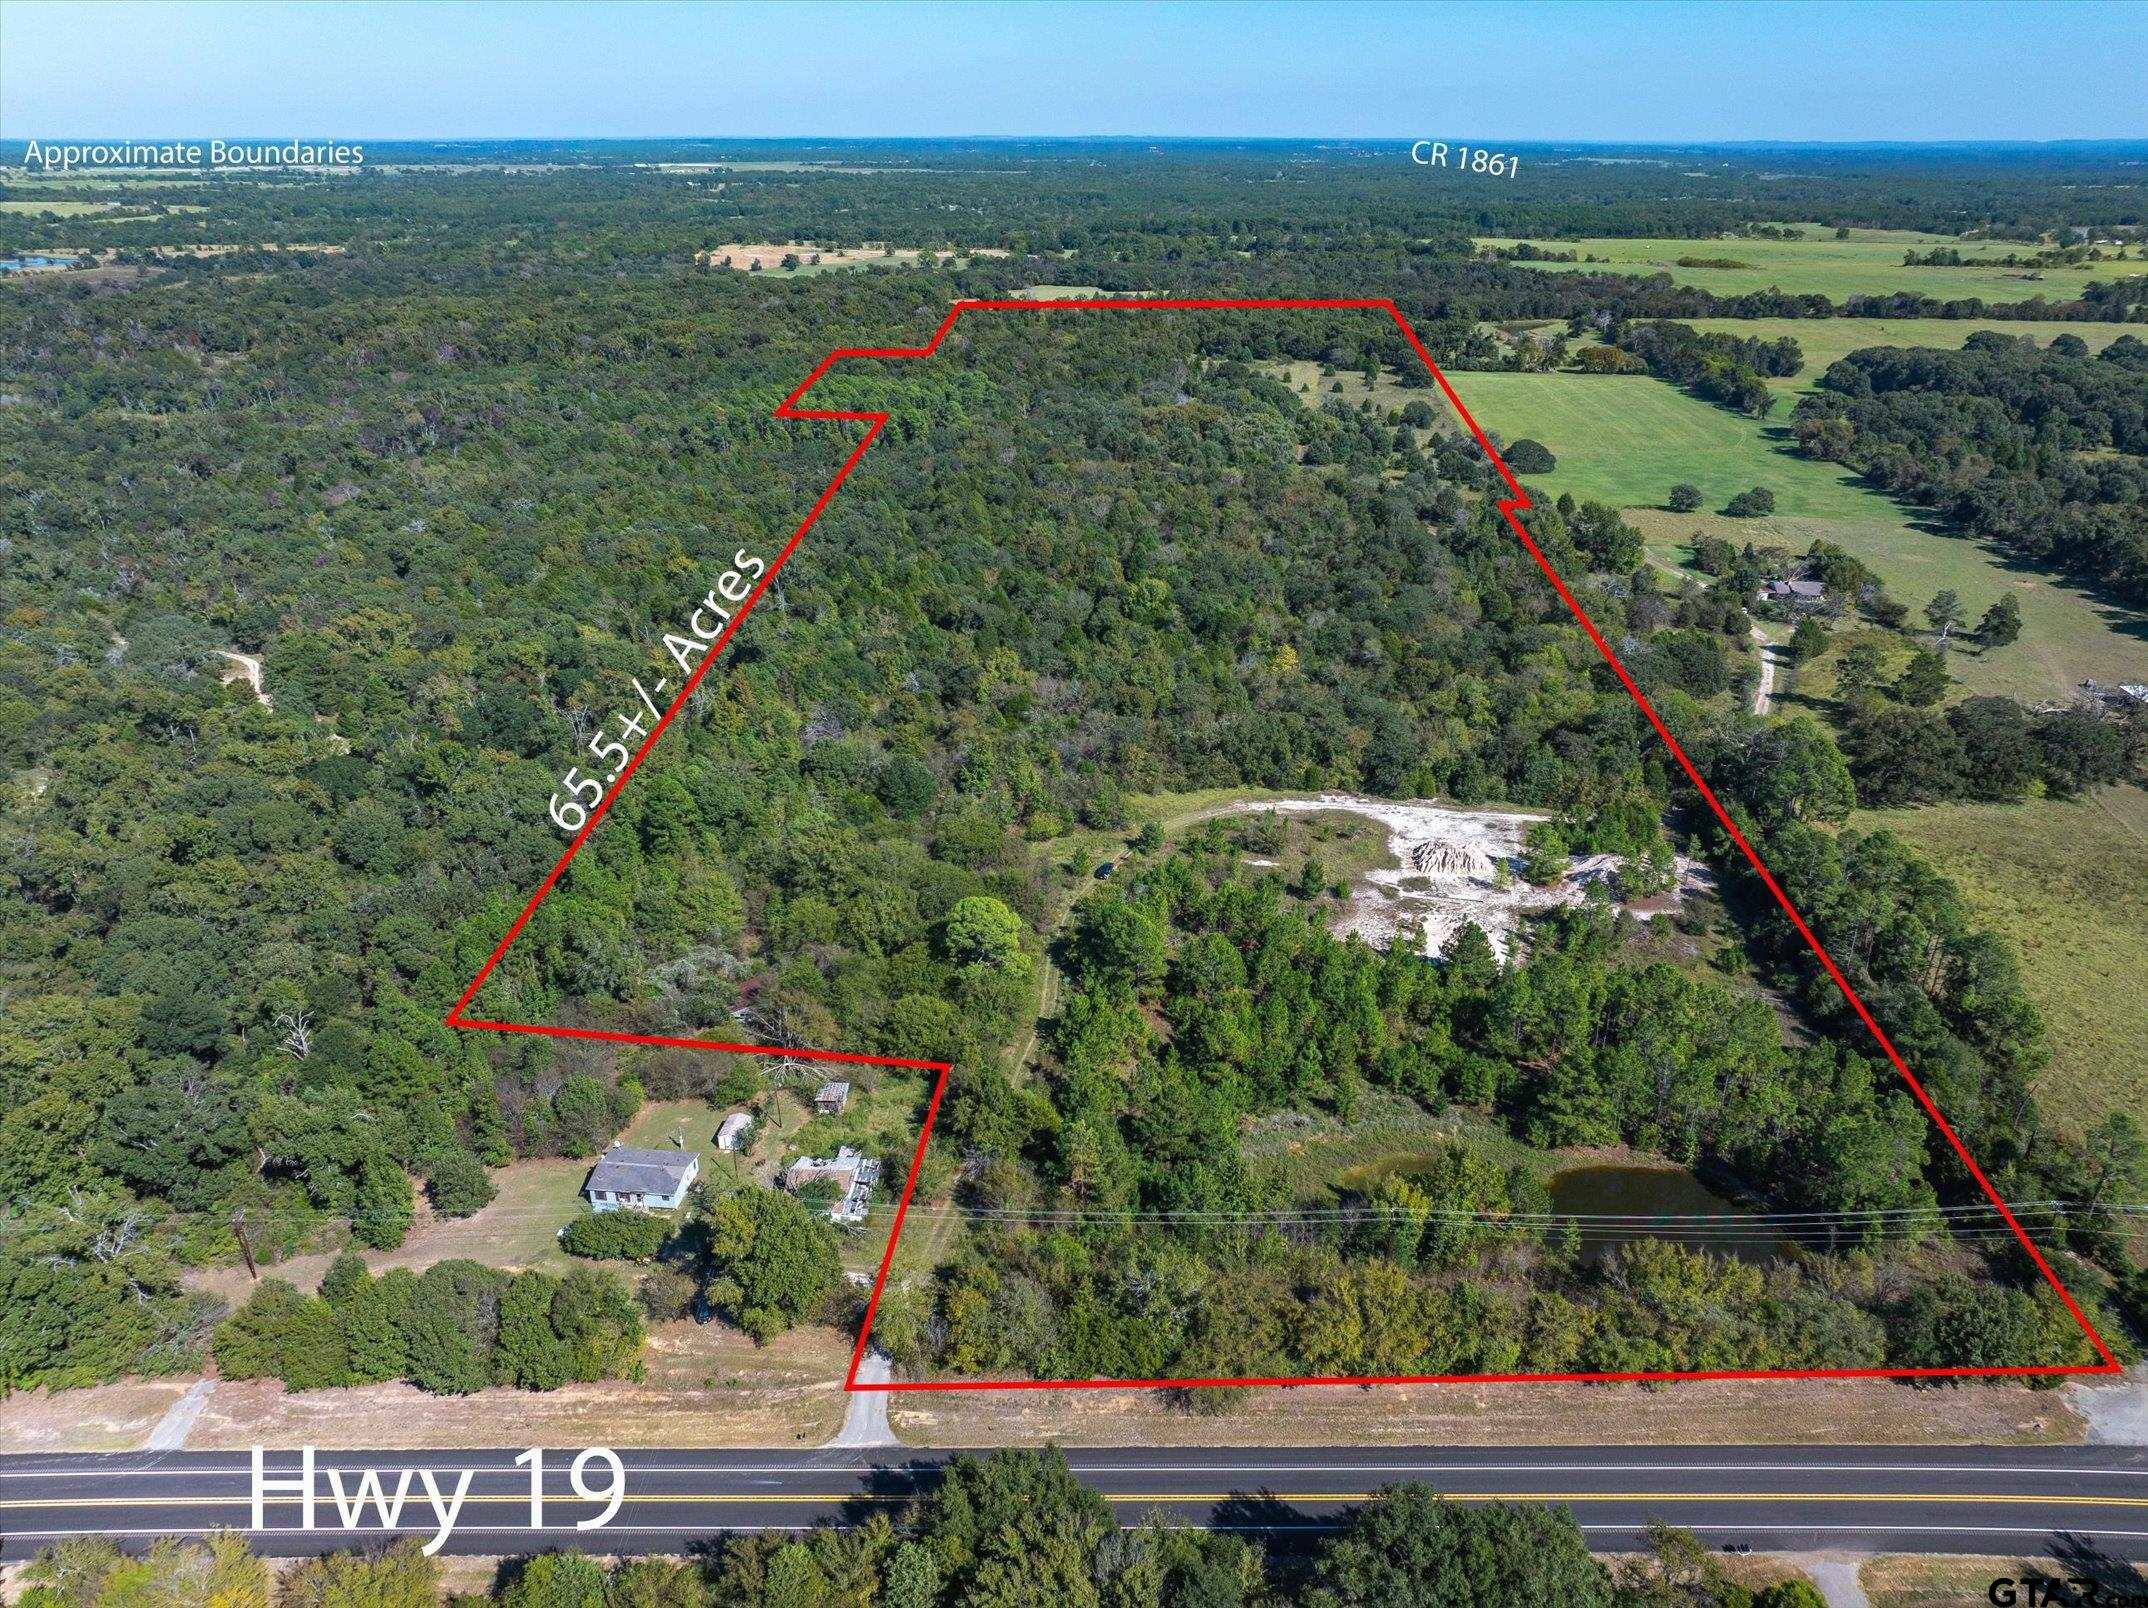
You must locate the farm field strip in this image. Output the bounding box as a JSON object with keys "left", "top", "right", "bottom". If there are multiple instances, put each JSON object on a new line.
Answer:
{"left": 1677, "top": 316, "right": 2146, "bottom": 395}
{"left": 1476, "top": 227, "right": 2144, "bottom": 302}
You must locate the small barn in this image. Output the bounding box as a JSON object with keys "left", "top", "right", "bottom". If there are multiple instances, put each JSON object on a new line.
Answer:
{"left": 716, "top": 1112, "right": 755, "bottom": 1153}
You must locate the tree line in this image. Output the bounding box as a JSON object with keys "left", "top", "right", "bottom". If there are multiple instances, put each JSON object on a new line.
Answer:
{"left": 1794, "top": 334, "right": 2148, "bottom": 607}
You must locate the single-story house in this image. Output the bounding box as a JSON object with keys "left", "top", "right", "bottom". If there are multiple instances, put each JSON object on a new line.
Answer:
{"left": 782, "top": 1145, "right": 883, "bottom": 1224}
{"left": 1760, "top": 577, "right": 1826, "bottom": 605}
{"left": 814, "top": 1080, "right": 851, "bottom": 1115}
{"left": 716, "top": 1112, "right": 755, "bottom": 1152}
{"left": 584, "top": 1144, "right": 700, "bottom": 1213}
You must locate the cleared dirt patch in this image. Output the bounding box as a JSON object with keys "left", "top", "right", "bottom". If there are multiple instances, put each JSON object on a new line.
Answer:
{"left": 0, "top": 1380, "right": 196, "bottom": 1453}
{"left": 215, "top": 648, "right": 270, "bottom": 708}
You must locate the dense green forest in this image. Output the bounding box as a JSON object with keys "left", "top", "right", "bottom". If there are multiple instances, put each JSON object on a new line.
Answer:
{"left": 883, "top": 850, "right": 2094, "bottom": 1383}
{"left": 3, "top": 143, "right": 2144, "bottom": 1395}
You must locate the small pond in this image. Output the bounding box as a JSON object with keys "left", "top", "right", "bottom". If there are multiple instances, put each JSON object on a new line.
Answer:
{"left": 1547, "top": 1163, "right": 1792, "bottom": 1266}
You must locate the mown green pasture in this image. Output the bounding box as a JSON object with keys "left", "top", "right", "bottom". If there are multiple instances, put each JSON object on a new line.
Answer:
{"left": 1477, "top": 226, "right": 2144, "bottom": 304}
{"left": 1447, "top": 372, "right": 2147, "bottom": 703}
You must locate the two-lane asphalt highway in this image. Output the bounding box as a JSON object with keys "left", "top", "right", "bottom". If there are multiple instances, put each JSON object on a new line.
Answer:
{"left": 5, "top": 1444, "right": 2148, "bottom": 1562}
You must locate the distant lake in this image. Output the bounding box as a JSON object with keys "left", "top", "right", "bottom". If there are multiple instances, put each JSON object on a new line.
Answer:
{"left": 0, "top": 256, "right": 77, "bottom": 273}
{"left": 1548, "top": 1162, "right": 1791, "bottom": 1266}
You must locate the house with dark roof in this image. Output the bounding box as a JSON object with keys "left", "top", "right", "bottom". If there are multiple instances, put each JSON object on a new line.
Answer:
{"left": 1760, "top": 577, "right": 1827, "bottom": 605}
{"left": 583, "top": 1144, "right": 700, "bottom": 1213}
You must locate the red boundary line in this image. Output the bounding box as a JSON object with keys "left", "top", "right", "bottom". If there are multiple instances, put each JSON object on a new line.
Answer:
{"left": 446, "top": 297, "right": 2119, "bottom": 1392}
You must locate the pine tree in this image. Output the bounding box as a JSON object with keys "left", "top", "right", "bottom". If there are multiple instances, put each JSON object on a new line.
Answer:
{"left": 350, "top": 1150, "right": 414, "bottom": 1250}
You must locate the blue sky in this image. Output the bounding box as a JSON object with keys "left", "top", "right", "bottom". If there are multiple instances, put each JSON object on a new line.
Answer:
{"left": 3, "top": 0, "right": 2143, "bottom": 143}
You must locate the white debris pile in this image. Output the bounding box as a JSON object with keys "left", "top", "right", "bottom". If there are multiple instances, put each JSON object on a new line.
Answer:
{"left": 1238, "top": 793, "right": 1709, "bottom": 963}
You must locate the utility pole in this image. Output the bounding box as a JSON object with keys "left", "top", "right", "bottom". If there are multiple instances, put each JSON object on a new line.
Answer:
{"left": 232, "top": 1210, "right": 258, "bottom": 1281}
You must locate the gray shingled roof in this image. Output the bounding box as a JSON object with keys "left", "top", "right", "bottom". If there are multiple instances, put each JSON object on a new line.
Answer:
{"left": 586, "top": 1146, "right": 697, "bottom": 1195}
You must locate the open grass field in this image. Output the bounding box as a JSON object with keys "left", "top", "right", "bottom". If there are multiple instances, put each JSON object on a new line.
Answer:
{"left": 1477, "top": 226, "right": 2145, "bottom": 303}
{"left": 1859, "top": 786, "right": 2148, "bottom": 1139}
{"left": 1451, "top": 371, "right": 1911, "bottom": 518}
{"left": 616, "top": 1095, "right": 720, "bottom": 1152}
{"left": 1449, "top": 372, "right": 2147, "bottom": 703}
{"left": 1679, "top": 316, "right": 2146, "bottom": 396}
{"left": 0, "top": 199, "right": 120, "bottom": 216}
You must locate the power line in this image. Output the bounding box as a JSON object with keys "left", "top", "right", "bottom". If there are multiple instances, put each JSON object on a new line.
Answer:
{"left": 871, "top": 1198, "right": 2147, "bottom": 1226}
{"left": 10, "top": 1198, "right": 2141, "bottom": 1258}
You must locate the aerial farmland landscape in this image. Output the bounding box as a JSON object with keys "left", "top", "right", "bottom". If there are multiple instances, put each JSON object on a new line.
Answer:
{"left": 2, "top": 1, "right": 2147, "bottom": 1603}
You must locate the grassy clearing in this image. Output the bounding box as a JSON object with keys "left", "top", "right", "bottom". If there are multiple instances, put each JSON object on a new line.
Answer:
{"left": 1244, "top": 1091, "right": 1526, "bottom": 1203}
{"left": 1209, "top": 805, "right": 1395, "bottom": 887}
{"left": 889, "top": 1369, "right": 2083, "bottom": 1448}
{"left": 1127, "top": 784, "right": 1305, "bottom": 828}
{"left": 1260, "top": 357, "right": 1446, "bottom": 419}
{"left": 616, "top": 1096, "right": 719, "bottom": 1151}
{"left": 785, "top": 1073, "right": 928, "bottom": 1171}
{"left": 1449, "top": 373, "right": 2147, "bottom": 703}
{"left": 1679, "top": 316, "right": 2146, "bottom": 397}
{"left": 1859, "top": 787, "right": 2148, "bottom": 1139}
{"left": 186, "top": 1158, "right": 591, "bottom": 1304}
{"left": 1479, "top": 226, "right": 2145, "bottom": 303}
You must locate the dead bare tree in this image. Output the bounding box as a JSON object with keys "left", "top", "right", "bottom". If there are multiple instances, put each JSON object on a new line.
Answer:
{"left": 274, "top": 1009, "right": 313, "bottom": 1060}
